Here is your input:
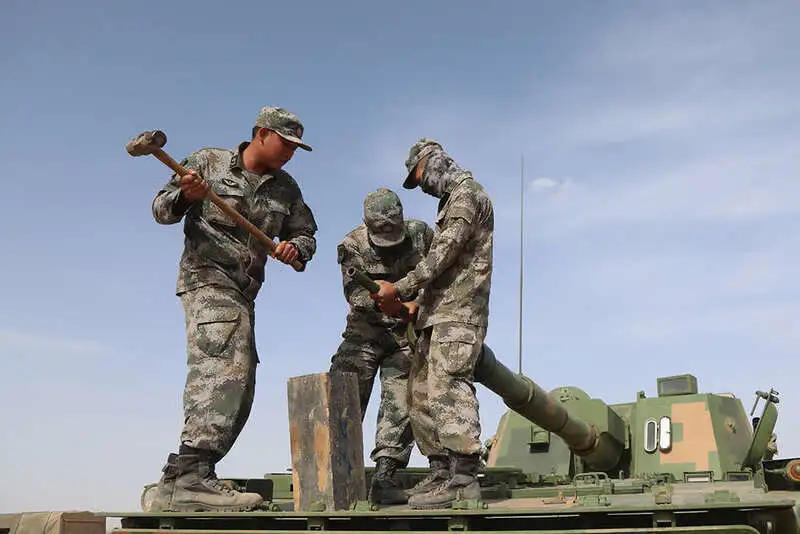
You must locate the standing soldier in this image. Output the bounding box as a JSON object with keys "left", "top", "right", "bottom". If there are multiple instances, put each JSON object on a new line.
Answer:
{"left": 331, "top": 188, "right": 434, "bottom": 505}
{"left": 146, "top": 107, "right": 318, "bottom": 512}
{"left": 373, "top": 138, "right": 494, "bottom": 509}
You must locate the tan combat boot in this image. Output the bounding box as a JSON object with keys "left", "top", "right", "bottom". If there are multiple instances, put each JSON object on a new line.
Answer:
{"left": 404, "top": 455, "right": 450, "bottom": 499}
{"left": 408, "top": 453, "right": 481, "bottom": 510}
{"left": 141, "top": 453, "right": 179, "bottom": 512}
{"left": 169, "top": 453, "right": 263, "bottom": 512}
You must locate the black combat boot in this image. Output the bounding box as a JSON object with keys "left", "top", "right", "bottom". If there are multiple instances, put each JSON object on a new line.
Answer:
{"left": 141, "top": 453, "right": 179, "bottom": 512}
{"left": 169, "top": 449, "right": 263, "bottom": 512}
{"left": 369, "top": 457, "right": 408, "bottom": 505}
{"left": 404, "top": 455, "right": 450, "bottom": 499}
{"left": 407, "top": 452, "right": 481, "bottom": 510}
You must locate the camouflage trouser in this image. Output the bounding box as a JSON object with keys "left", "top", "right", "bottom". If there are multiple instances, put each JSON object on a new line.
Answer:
{"left": 178, "top": 284, "right": 258, "bottom": 460}
{"left": 330, "top": 327, "right": 414, "bottom": 465}
{"left": 410, "top": 322, "right": 485, "bottom": 457}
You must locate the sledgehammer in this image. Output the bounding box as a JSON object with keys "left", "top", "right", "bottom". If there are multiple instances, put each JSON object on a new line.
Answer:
{"left": 126, "top": 130, "right": 305, "bottom": 272}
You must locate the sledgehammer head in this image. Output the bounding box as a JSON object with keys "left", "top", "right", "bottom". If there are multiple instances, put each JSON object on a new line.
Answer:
{"left": 126, "top": 130, "right": 167, "bottom": 156}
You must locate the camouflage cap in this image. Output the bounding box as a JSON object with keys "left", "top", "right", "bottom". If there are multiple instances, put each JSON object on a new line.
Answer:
{"left": 403, "top": 137, "right": 442, "bottom": 189}
{"left": 255, "top": 106, "right": 312, "bottom": 151}
{"left": 363, "top": 188, "right": 406, "bottom": 247}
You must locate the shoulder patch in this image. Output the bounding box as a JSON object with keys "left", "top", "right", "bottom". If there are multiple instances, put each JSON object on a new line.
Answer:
{"left": 337, "top": 243, "right": 347, "bottom": 264}
{"left": 173, "top": 150, "right": 204, "bottom": 178}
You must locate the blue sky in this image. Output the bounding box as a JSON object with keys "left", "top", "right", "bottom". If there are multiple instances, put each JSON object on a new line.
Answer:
{"left": 2, "top": 0, "right": 799, "bottom": 517}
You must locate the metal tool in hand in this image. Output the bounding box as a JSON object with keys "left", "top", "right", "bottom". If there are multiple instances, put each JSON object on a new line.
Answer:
{"left": 126, "top": 129, "right": 305, "bottom": 272}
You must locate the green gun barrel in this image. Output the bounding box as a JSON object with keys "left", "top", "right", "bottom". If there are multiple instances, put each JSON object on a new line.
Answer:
{"left": 474, "top": 345, "right": 623, "bottom": 471}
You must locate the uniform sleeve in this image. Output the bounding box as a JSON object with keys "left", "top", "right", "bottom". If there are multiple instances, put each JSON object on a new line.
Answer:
{"left": 337, "top": 241, "right": 378, "bottom": 311}
{"left": 280, "top": 192, "right": 318, "bottom": 263}
{"left": 395, "top": 193, "right": 476, "bottom": 300}
{"left": 411, "top": 224, "right": 436, "bottom": 305}
{"left": 151, "top": 152, "right": 202, "bottom": 225}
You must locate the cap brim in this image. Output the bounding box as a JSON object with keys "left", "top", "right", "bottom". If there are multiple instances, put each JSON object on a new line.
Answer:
{"left": 276, "top": 131, "right": 312, "bottom": 152}
{"left": 368, "top": 226, "right": 406, "bottom": 247}
{"left": 402, "top": 168, "right": 417, "bottom": 189}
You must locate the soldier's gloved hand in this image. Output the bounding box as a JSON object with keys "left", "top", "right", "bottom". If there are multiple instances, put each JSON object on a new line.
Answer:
{"left": 274, "top": 241, "right": 299, "bottom": 265}
{"left": 374, "top": 280, "right": 402, "bottom": 316}
{"left": 401, "top": 301, "right": 419, "bottom": 323}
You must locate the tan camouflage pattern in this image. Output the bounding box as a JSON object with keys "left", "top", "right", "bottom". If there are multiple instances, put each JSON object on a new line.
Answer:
{"left": 330, "top": 218, "right": 433, "bottom": 464}
{"left": 410, "top": 322, "right": 486, "bottom": 456}
{"left": 394, "top": 145, "right": 494, "bottom": 330}
{"left": 658, "top": 401, "right": 716, "bottom": 471}
{"left": 254, "top": 106, "right": 312, "bottom": 151}
{"left": 152, "top": 142, "right": 318, "bottom": 301}
{"left": 178, "top": 285, "right": 258, "bottom": 458}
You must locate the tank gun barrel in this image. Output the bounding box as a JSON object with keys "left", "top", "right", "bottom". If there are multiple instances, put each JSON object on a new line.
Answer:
{"left": 475, "top": 345, "right": 623, "bottom": 472}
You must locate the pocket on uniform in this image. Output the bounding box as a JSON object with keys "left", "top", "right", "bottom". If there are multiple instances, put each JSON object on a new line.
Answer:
{"left": 194, "top": 306, "right": 241, "bottom": 358}
{"left": 203, "top": 182, "right": 246, "bottom": 228}
{"left": 431, "top": 324, "right": 480, "bottom": 376}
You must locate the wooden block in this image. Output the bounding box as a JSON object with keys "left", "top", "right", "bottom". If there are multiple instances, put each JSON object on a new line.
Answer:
{"left": 0, "top": 512, "right": 106, "bottom": 534}
{"left": 287, "top": 371, "right": 366, "bottom": 512}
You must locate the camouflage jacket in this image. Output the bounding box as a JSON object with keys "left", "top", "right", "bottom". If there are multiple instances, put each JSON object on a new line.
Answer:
{"left": 394, "top": 173, "right": 494, "bottom": 329}
{"left": 152, "top": 142, "right": 318, "bottom": 301}
{"left": 337, "top": 219, "right": 433, "bottom": 335}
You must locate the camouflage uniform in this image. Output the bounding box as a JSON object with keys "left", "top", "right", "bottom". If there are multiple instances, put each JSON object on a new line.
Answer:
{"left": 330, "top": 188, "right": 434, "bottom": 504}
{"left": 393, "top": 139, "right": 494, "bottom": 509}
{"left": 146, "top": 107, "right": 318, "bottom": 512}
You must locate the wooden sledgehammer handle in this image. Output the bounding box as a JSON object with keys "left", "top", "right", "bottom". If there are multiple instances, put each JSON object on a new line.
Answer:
{"left": 153, "top": 148, "right": 305, "bottom": 273}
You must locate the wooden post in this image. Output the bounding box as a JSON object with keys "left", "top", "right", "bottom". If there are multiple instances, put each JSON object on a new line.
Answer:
{"left": 287, "top": 371, "right": 366, "bottom": 512}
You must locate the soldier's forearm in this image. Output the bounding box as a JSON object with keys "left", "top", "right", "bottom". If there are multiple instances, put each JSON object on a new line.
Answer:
{"left": 395, "top": 218, "right": 471, "bottom": 299}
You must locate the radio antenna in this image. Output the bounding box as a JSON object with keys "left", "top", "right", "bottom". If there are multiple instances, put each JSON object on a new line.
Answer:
{"left": 518, "top": 153, "right": 525, "bottom": 374}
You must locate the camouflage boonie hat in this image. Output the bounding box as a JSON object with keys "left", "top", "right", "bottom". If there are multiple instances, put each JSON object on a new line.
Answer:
{"left": 255, "top": 106, "right": 312, "bottom": 151}
{"left": 363, "top": 188, "right": 406, "bottom": 247}
{"left": 403, "top": 137, "right": 442, "bottom": 189}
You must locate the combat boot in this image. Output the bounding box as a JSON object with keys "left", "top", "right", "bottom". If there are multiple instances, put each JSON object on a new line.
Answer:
{"left": 368, "top": 457, "right": 408, "bottom": 505}
{"left": 408, "top": 453, "right": 481, "bottom": 510}
{"left": 404, "top": 455, "right": 450, "bottom": 498}
{"left": 141, "top": 453, "right": 179, "bottom": 512}
{"left": 169, "top": 452, "right": 263, "bottom": 512}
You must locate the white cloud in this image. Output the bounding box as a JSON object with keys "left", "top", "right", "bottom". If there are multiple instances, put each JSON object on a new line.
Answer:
{"left": 529, "top": 177, "right": 569, "bottom": 193}
{"left": 523, "top": 137, "right": 800, "bottom": 238}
